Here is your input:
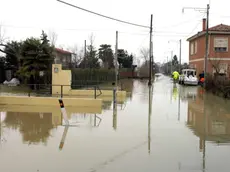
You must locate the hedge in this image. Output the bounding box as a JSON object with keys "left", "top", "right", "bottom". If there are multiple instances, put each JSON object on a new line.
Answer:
{"left": 71, "top": 68, "right": 116, "bottom": 88}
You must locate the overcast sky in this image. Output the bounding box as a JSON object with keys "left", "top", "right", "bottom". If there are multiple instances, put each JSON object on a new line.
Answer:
{"left": 0, "top": 0, "right": 229, "bottom": 64}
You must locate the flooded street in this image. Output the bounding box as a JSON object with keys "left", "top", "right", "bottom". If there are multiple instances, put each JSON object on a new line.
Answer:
{"left": 1, "top": 76, "right": 230, "bottom": 172}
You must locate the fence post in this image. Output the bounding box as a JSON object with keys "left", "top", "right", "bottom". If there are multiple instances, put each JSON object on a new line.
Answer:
{"left": 58, "top": 99, "right": 69, "bottom": 125}
{"left": 50, "top": 84, "right": 52, "bottom": 95}
{"left": 61, "top": 85, "right": 63, "bottom": 98}
{"left": 94, "top": 86, "right": 96, "bottom": 99}
{"left": 113, "top": 86, "right": 116, "bottom": 110}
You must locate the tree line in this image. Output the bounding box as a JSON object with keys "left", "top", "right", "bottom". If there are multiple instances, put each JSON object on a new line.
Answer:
{"left": 0, "top": 31, "right": 134, "bottom": 84}
{"left": 160, "top": 55, "right": 189, "bottom": 74}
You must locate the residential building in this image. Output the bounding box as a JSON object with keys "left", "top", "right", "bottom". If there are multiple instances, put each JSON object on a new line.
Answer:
{"left": 53, "top": 48, "right": 73, "bottom": 68}
{"left": 187, "top": 18, "right": 230, "bottom": 76}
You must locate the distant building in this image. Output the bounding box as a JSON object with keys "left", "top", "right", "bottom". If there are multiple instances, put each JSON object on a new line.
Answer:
{"left": 53, "top": 48, "right": 73, "bottom": 68}
{"left": 187, "top": 18, "right": 230, "bottom": 76}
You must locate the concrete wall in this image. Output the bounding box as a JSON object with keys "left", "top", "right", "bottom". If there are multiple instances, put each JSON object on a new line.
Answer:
{"left": 52, "top": 64, "right": 127, "bottom": 97}
{"left": 0, "top": 96, "right": 102, "bottom": 108}
{"left": 52, "top": 64, "right": 71, "bottom": 95}
{"left": 69, "top": 90, "right": 126, "bottom": 97}
{"left": 0, "top": 104, "right": 102, "bottom": 114}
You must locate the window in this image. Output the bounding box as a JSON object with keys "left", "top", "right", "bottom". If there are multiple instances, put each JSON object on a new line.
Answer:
{"left": 211, "top": 121, "right": 225, "bottom": 135}
{"left": 194, "top": 41, "right": 198, "bottom": 54}
{"left": 213, "top": 63, "right": 228, "bottom": 74}
{"left": 183, "top": 71, "right": 186, "bottom": 75}
{"left": 214, "top": 37, "right": 228, "bottom": 52}
{"left": 190, "top": 43, "right": 194, "bottom": 55}
{"left": 219, "top": 63, "right": 228, "bottom": 74}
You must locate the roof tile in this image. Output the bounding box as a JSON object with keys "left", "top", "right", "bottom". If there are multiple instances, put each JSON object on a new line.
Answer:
{"left": 209, "top": 24, "right": 230, "bottom": 32}
{"left": 55, "top": 48, "right": 72, "bottom": 54}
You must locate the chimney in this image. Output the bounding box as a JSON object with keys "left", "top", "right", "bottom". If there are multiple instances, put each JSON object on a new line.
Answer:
{"left": 202, "top": 18, "right": 206, "bottom": 31}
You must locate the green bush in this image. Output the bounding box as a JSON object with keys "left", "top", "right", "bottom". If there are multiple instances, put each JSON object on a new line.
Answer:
{"left": 71, "top": 68, "right": 116, "bottom": 88}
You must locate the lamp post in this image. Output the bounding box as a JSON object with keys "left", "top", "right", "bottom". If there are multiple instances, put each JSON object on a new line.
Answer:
{"left": 164, "top": 51, "right": 173, "bottom": 75}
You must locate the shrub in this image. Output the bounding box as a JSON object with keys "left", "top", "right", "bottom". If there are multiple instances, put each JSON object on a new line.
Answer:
{"left": 205, "top": 73, "right": 230, "bottom": 95}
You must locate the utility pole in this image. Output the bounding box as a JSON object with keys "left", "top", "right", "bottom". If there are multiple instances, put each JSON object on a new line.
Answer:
{"left": 0, "top": 114, "right": 1, "bottom": 147}
{"left": 148, "top": 85, "right": 153, "bottom": 154}
{"left": 171, "top": 50, "right": 173, "bottom": 73}
{"left": 84, "top": 40, "right": 86, "bottom": 57}
{"left": 182, "top": 4, "right": 210, "bottom": 88}
{"left": 113, "top": 31, "right": 118, "bottom": 112}
{"left": 179, "top": 39, "right": 182, "bottom": 73}
{"left": 151, "top": 41, "right": 153, "bottom": 76}
{"left": 84, "top": 40, "right": 86, "bottom": 68}
{"left": 204, "top": 4, "right": 210, "bottom": 88}
{"left": 167, "top": 56, "right": 169, "bottom": 74}
{"left": 115, "top": 31, "right": 118, "bottom": 90}
{"left": 178, "top": 86, "right": 181, "bottom": 121}
{"left": 148, "top": 14, "right": 153, "bottom": 86}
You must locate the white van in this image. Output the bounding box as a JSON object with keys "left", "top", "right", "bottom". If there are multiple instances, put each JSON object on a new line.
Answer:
{"left": 179, "top": 69, "right": 198, "bottom": 86}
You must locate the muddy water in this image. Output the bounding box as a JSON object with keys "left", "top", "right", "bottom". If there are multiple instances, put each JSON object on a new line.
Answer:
{"left": 1, "top": 76, "right": 230, "bottom": 172}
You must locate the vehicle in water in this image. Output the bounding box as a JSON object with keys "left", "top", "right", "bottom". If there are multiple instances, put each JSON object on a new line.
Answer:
{"left": 179, "top": 69, "right": 198, "bottom": 86}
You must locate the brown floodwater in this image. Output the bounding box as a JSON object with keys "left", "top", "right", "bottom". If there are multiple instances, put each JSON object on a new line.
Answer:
{"left": 1, "top": 76, "right": 230, "bottom": 172}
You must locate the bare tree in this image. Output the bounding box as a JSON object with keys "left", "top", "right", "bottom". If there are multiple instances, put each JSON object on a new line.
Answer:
{"left": 48, "top": 30, "right": 58, "bottom": 46}
{"left": 138, "top": 47, "right": 150, "bottom": 77}
{"left": 140, "top": 47, "right": 149, "bottom": 65}
{"left": 88, "top": 33, "right": 95, "bottom": 48}
{"left": 69, "top": 44, "right": 84, "bottom": 65}
{"left": 0, "top": 24, "right": 8, "bottom": 44}
{"left": 209, "top": 59, "right": 221, "bottom": 75}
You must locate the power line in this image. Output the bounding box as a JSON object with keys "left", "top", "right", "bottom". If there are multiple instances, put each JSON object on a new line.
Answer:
{"left": 157, "top": 14, "right": 204, "bottom": 29}
{"left": 56, "top": 0, "right": 150, "bottom": 29}
{"left": 186, "top": 14, "right": 206, "bottom": 38}
{"left": 1, "top": 24, "right": 149, "bottom": 34}
{"left": 2, "top": 24, "right": 193, "bottom": 36}
{"left": 154, "top": 31, "right": 192, "bottom": 34}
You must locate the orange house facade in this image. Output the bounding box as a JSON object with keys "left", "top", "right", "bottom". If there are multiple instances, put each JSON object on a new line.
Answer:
{"left": 187, "top": 18, "right": 230, "bottom": 77}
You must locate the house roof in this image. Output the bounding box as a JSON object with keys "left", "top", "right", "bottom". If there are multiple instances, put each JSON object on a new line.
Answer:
{"left": 187, "top": 24, "right": 230, "bottom": 42}
{"left": 209, "top": 24, "right": 230, "bottom": 31}
{"left": 54, "top": 48, "right": 72, "bottom": 54}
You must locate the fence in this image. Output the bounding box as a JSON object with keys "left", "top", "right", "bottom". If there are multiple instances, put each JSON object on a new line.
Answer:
{"left": 0, "top": 83, "right": 124, "bottom": 99}
{"left": 26, "top": 84, "right": 103, "bottom": 99}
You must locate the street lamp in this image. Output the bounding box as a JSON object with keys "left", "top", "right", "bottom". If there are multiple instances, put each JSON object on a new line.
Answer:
{"left": 164, "top": 51, "right": 173, "bottom": 75}
{"left": 182, "top": 4, "right": 210, "bottom": 88}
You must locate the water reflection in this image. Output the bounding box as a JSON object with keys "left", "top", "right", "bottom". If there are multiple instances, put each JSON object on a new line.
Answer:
{"left": 0, "top": 104, "right": 105, "bottom": 145}
{"left": 178, "top": 85, "right": 181, "bottom": 121}
{"left": 179, "top": 86, "right": 197, "bottom": 102}
{"left": 187, "top": 88, "right": 230, "bottom": 144}
{"left": 4, "top": 112, "right": 53, "bottom": 145}
{"left": 93, "top": 114, "right": 102, "bottom": 127}
{"left": 120, "top": 79, "right": 134, "bottom": 100}
{"left": 59, "top": 126, "right": 69, "bottom": 150}
{"left": 112, "top": 98, "right": 117, "bottom": 130}
{"left": 6, "top": 79, "right": 229, "bottom": 171}
{"left": 172, "top": 84, "right": 178, "bottom": 101}
{"left": 148, "top": 85, "right": 153, "bottom": 154}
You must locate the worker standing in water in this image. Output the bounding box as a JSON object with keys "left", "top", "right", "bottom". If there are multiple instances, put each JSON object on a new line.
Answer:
{"left": 172, "top": 71, "right": 180, "bottom": 84}
{"left": 199, "top": 71, "right": 205, "bottom": 86}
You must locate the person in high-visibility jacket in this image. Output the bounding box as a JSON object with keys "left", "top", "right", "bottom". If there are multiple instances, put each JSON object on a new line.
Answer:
{"left": 172, "top": 71, "right": 180, "bottom": 83}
